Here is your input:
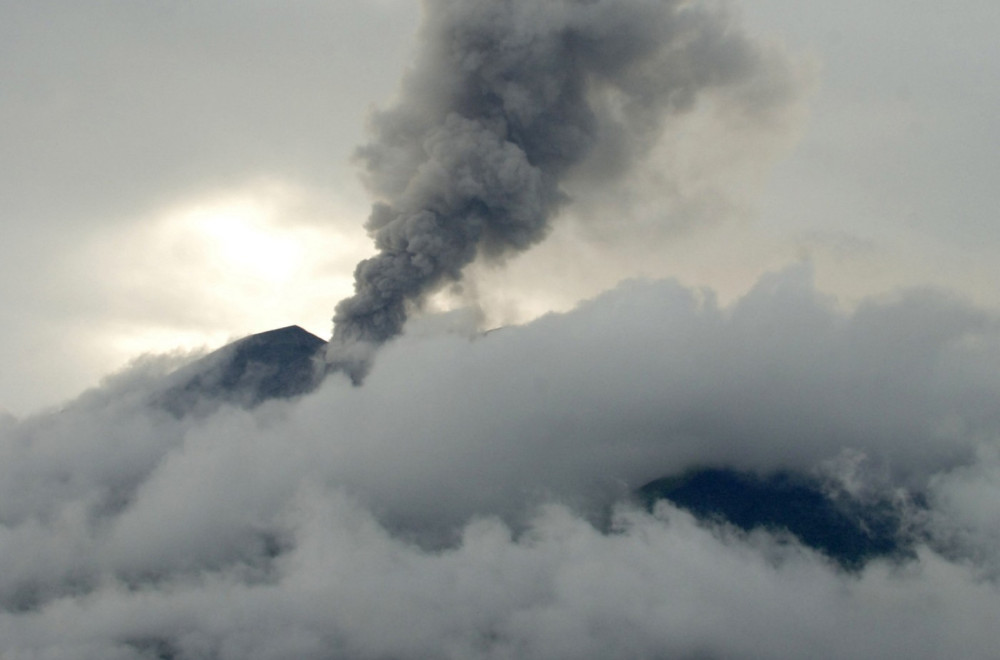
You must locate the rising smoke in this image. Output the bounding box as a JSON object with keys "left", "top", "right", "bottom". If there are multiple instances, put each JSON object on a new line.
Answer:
{"left": 328, "top": 0, "right": 795, "bottom": 378}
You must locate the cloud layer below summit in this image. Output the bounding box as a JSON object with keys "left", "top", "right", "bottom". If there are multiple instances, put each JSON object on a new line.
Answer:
{"left": 1, "top": 267, "right": 1000, "bottom": 658}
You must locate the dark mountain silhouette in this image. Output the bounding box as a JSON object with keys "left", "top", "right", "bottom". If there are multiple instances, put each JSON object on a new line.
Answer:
{"left": 637, "top": 468, "right": 912, "bottom": 569}
{"left": 154, "top": 325, "right": 326, "bottom": 416}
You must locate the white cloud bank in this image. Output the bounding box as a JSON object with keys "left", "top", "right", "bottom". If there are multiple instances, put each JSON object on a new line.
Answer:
{"left": 1, "top": 265, "right": 999, "bottom": 658}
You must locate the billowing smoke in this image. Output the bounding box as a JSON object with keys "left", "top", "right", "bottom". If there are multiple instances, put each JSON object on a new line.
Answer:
{"left": 328, "top": 0, "right": 794, "bottom": 377}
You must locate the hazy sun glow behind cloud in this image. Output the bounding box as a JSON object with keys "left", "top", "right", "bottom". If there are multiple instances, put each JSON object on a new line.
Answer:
{"left": 187, "top": 198, "right": 303, "bottom": 285}
{"left": 89, "top": 181, "right": 374, "bottom": 370}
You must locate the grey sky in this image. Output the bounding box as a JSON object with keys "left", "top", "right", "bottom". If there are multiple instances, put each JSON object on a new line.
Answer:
{"left": 0, "top": 0, "right": 419, "bottom": 413}
{"left": 747, "top": 0, "right": 1000, "bottom": 295}
{"left": 2, "top": 1, "right": 998, "bottom": 415}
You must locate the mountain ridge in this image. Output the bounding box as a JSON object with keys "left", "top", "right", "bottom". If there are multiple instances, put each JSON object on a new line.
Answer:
{"left": 153, "top": 325, "right": 327, "bottom": 416}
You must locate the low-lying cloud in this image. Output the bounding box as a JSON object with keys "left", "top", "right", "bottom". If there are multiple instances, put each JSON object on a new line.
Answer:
{"left": 1, "top": 265, "right": 999, "bottom": 658}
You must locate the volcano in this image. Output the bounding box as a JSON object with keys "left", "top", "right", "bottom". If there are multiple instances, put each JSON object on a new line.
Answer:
{"left": 155, "top": 325, "right": 326, "bottom": 416}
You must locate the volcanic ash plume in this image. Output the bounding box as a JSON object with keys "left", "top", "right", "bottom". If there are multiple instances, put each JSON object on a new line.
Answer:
{"left": 327, "top": 0, "right": 796, "bottom": 379}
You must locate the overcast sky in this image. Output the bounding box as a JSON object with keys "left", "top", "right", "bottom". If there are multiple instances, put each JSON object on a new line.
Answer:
{"left": 2, "top": 1, "right": 999, "bottom": 415}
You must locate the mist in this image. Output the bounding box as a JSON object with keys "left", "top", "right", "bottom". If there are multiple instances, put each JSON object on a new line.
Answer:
{"left": 1, "top": 266, "right": 1000, "bottom": 658}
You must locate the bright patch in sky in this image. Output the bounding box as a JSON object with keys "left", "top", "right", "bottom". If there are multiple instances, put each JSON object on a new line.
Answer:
{"left": 78, "top": 182, "right": 374, "bottom": 382}
{"left": 183, "top": 198, "right": 303, "bottom": 285}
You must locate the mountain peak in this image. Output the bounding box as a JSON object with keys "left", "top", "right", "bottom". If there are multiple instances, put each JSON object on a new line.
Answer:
{"left": 155, "top": 325, "right": 327, "bottom": 416}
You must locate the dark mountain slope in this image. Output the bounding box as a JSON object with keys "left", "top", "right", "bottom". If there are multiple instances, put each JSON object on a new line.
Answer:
{"left": 155, "top": 325, "right": 326, "bottom": 416}
{"left": 638, "top": 468, "right": 913, "bottom": 569}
